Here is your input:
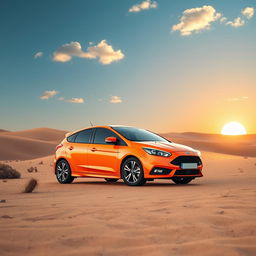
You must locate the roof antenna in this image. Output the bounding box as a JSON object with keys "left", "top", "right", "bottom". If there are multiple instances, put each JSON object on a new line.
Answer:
{"left": 89, "top": 120, "right": 93, "bottom": 127}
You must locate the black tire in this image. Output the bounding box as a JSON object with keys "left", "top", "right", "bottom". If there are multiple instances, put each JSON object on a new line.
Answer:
{"left": 56, "top": 159, "right": 74, "bottom": 184}
{"left": 121, "top": 157, "right": 146, "bottom": 186}
{"left": 171, "top": 177, "right": 193, "bottom": 184}
{"left": 105, "top": 178, "right": 118, "bottom": 183}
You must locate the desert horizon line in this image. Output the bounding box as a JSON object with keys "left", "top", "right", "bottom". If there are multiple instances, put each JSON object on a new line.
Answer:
{"left": 1, "top": 126, "right": 255, "bottom": 136}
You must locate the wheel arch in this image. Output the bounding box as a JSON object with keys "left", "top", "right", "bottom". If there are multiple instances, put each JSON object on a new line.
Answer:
{"left": 120, "top": 155, "right": 143, "bottom": 177}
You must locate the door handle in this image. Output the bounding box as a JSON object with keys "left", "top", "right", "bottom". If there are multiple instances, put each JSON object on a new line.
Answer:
{"left": 91, "top": 147, "right": 97, "bottom": 152}
{"left": 68, "top": 146, "right": 74, "bottom": 150}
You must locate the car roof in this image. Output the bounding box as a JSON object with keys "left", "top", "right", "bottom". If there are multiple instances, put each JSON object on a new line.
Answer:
{"left": 65, "top": 125, "right": 143, "bottom": 138}
{"left": 65, "top": 125, "right": 125, "bottom": 138}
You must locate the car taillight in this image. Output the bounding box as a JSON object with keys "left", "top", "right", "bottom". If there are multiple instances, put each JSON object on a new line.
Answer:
{"left": 56, "top": 144, "right": 63, "bottom": 151}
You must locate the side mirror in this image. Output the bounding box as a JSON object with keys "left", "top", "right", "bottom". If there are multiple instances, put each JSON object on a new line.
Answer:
{"left": 105, "top": 137, "right": 117, "bottom": 144}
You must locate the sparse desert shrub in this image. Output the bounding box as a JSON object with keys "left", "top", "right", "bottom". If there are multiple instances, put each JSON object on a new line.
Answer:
{"left": 38, "top": 161, "right": 43, "bottom": 165}
{"left": 24, "top": 178, "right": 38, "bottom": 193}
{"left": 0, "top": 164, "right": 21, "bottom": 179}
{"left": 27, "top": 167, "right": 38, "bottom": 173}
{"left": 27, "top": 167, "right": 34, "bottom": 173}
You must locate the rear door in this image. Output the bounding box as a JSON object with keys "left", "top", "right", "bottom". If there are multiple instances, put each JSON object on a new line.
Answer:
{"left": 87, "top": 128, "right": 121, "bottom": 177}
{"left": 69, "top": 128, "right": 93, "bottom": 176}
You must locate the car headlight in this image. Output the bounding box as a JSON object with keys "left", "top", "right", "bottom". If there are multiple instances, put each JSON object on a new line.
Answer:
{"left": 143, "top": 147, "right": 171, "bottom": 157}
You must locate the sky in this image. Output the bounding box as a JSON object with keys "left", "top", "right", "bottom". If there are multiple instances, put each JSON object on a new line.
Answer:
{"left": 0, "top": 0, "right": 255, "bottom": 133}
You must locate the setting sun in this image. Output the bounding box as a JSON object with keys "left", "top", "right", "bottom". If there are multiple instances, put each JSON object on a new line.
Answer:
{"left": 221, "top": 122, "right": 247, "bottom": 135}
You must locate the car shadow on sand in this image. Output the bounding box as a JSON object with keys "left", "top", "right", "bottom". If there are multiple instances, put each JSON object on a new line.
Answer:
{"left": 70, "top": 180, "right": 202, "bottom": 187}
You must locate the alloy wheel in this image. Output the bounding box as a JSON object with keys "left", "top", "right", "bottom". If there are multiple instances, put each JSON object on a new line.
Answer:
{"left": 57, "top": 161, "right": 69, "bottom": 182}
{"left": 122, "top": 158, "right": 146, "bottom": 186}
{"left": 56, "top": 160, "right": 74, "bottom": 184}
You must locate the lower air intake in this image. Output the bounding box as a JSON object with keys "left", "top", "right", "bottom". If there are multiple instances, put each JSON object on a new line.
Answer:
{"left": 174, "top": 169, "right": 200, "bottom": 175}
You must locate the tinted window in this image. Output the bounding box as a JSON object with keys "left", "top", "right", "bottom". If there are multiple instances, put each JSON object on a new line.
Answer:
{"left": 93, "top": 128, "right": 125, "bottom": 145}
{"left": 112, "top": 127, "right": 169, "bottom": 142}
{"left": 67, "top": 133, "right": 77, "bottom": 143}
{"left": 75, "top": 129, "right": 93, "bottom": 143}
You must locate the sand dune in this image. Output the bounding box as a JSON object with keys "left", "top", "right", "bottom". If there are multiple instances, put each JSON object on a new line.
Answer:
{"left": 0, "top": 134, "right": 57, "bottom": 160}
{"left": 0, "top": 128, "right": 67, "bottom": 160}
{"left": 0, "top": 129, "right": 9, "bottom": 132}
{"left": 0, "top": 151, "right": 255, "bottom": 255}
{"left": 0, "top": 127, "right": 67, "bottom": 141}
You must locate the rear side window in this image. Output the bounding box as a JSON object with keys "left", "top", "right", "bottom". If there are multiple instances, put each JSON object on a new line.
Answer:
{"left": 75, "top": 129, "right": 93, "bottom": 143}
{"left": 93, "top": 128, "right": 126, "bottom": 145}
{"left": 67, "top": 133, "right": 77, "bottom": 143}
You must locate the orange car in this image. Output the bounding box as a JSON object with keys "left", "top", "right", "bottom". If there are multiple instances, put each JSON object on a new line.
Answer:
{"left": 54, "top": 126, "right": 203, "bottom": 186}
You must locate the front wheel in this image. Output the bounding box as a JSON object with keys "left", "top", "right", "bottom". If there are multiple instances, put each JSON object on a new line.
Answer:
{"left": 121, "top": 157, "right": 146, "bottom": 186}
{"left": 56, "top": 159, "right": 74, "bottom": 184}
{"left": 171, "top": 177, "right": 193, "bottom": 184}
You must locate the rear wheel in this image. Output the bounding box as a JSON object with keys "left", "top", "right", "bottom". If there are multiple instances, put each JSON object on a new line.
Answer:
{"left": 121, "top": 157, "right": 146, "bottom": 186}
{"left": 56, "top": 159, "right": 74, "bottom": 184}
{"left": 171, "top": 177, "right": 193, "bottom": 184}
{"left": 105, "top": 178, "right": 118, "bottom": 183}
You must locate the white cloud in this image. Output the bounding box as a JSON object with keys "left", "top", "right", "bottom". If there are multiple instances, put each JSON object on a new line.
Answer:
{"left": 52, "top": 40, "right": 124, "bottom": 64}
{"left": 66, "top": 98, "right": 84, "bottom": 104}
{"left": 172, "top": 5, "right": 221, "bottom": 36}
{"left": 227, "top": 96, "right": 249, "bottom": 102}
{"left": 85, "top": 40, "right": 125, "bottom": 64}
{"left": 226, "top": 17, "right": 245, "bottom": 27}
{"left": 129, "top": 0, "right": 157, "bottom": 13}
{"left": 40, "top": 93, "right": 85, "bottom": 103}
{"left": 220, "top": 17, "right": 227, "bottom": 23}
{"left": 40, "top": 90, "right": 58, "bottom": 100}
{"left": 34, "top": 52, "right": 43, "bottom": 59}
{"left": 110, "top": 96, "right": 122, "bottom": 103}
{"left": 242, "top": 7, "right": 254, "bottom": 19}
{"left": 229, "top": 98, "right": 239, "bottom": 102}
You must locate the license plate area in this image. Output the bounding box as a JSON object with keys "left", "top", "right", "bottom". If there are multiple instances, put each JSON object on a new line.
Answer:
{"left": 181, "top": 163, "right": 198, "bottom": 169}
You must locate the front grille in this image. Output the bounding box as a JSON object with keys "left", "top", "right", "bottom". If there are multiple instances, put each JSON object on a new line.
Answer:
{"left": 174, "top": 169, "right": 200, "bottom": 175}
{"left": 171, "top": 156, "right": 202, "bottom": 166}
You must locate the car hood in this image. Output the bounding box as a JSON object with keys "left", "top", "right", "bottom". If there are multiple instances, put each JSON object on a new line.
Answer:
{"left": 135, "top": 141, "right": 197, "bottom": 153}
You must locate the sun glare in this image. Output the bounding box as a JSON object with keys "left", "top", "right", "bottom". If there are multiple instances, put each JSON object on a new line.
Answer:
{"left": 221, "top": 122, "right": 247, "bottom": 135}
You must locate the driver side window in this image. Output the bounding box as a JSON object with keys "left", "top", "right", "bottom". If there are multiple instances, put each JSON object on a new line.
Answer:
{"left": 93, "top": 128, "right": 126, "bottom": 145}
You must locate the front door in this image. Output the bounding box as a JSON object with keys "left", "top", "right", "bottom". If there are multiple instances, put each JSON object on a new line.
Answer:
{"left": 86, "top": 128, "right": 120, "bottom": 177}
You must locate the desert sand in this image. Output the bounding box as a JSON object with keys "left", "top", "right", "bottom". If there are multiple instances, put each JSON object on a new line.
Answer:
{"left": 0, "top": 128, "right": 256, "bottom": 255}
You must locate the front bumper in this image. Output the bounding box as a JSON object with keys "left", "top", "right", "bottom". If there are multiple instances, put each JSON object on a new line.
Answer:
{"left": 141, "top": 152, "right": 203, "bottom": 179}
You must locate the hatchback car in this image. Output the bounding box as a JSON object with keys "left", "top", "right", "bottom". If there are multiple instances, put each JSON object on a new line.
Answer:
{"left": 54, "top": 126, "right": 203, "bottom": 186}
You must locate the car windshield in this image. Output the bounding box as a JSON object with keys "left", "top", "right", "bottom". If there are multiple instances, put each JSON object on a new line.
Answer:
{"left": 112, "top": 127, "right": 170, "bottom": 142}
